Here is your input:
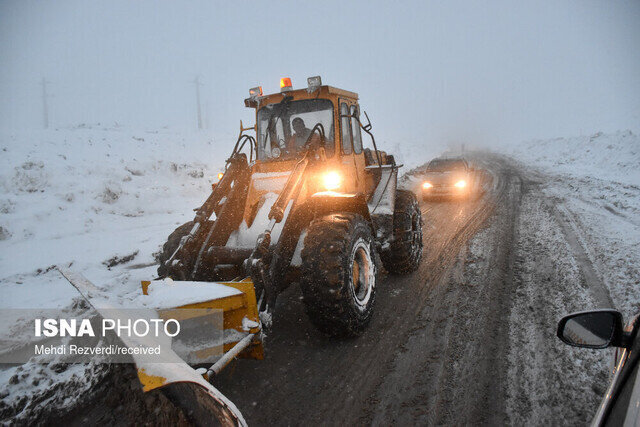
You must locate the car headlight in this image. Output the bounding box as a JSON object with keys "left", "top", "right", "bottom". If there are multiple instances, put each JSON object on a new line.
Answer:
{"left": 422, "top": 182, "right": 433, "bottom": 189}
{"left": 323, "top": 171, "right": 342, "bottom": 191}
{"left": 454, "top": 180, "right": 467, "bottom": 188}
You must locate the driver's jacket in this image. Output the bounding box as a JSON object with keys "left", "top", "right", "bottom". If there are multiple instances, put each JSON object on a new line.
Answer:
{"left": 287, "top": 128, "right": 319, "bottom": 151}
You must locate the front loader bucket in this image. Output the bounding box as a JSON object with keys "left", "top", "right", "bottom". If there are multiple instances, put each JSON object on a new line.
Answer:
{"left": 58, "top": 268, "right": 262, "bottom": 426}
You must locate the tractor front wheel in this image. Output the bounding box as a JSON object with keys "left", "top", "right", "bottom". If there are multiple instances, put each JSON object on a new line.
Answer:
{"left": 300, "top": 213, "right": 377, "bottom": 336}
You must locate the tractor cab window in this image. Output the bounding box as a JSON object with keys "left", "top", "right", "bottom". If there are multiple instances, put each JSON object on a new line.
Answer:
{"left": 257, "top": 99, "right": 334, "bottom": 160}
{"left": 340, "top": 102, "right": 352, "bottom": 154}
{"left": 350, "top": 105, "right": 363, "bottom": 154}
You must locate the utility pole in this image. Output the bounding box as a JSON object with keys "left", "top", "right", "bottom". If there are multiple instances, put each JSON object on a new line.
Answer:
{"left": 41, "top": 77, "right": 50, "bottom": 129}
{"left": 193, "top": 76, "right": 203, "bottom": 130}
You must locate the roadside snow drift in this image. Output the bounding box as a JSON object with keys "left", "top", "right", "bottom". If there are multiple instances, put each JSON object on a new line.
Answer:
{"left": 0, "top": 127, "right": 228, "bottom": 309}
{"left": 507, "top": 130, "right": 640, "bottom": 316}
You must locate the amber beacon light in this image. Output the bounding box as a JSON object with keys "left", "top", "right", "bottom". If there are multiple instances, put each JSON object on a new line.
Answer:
{"left": 280, "top": 77, "right": 292, "bottom": 92}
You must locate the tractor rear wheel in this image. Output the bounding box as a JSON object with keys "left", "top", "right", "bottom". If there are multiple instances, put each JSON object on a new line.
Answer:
{"left": 300, "top": 213, "right": 377, "bottom": 336}
{"left": 156, "top": 221, "right": 194, "bottom": 278}
{"left": 381, "top": 189, "right": 423, "bottom": 274}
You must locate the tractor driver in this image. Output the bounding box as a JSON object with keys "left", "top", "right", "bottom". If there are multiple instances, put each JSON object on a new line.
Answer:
{"left": 288, "top": 117, "right": 316, "bottom": 151}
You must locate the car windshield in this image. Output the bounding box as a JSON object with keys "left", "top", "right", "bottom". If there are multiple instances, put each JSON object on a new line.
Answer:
{"left": 257, "top": 99, "right": 334, "bottom": 160}
{"left": 427, "top": 159, "right": 467, "bottom": 172}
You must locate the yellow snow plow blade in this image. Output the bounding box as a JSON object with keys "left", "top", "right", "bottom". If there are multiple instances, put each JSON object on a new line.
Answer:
{"left": 58, "top": 268, "right": 262, "bottom": 426}
{"left": 137, "top": 276, "right": 264, "bottom": 392}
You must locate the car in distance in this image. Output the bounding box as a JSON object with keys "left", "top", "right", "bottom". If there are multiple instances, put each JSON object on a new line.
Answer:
{"left": 557, "top": 309, "right": 640, "bottom": 425}
{"left": 421, "top": 157, "right": 483, "bottom": 200}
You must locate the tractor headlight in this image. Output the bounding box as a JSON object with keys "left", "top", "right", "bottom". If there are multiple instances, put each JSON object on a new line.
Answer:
{"left": 323, "top": 171, "right": 342, "bottom": 191}
{"left": 422, "top": 182, "right": 433, "bottom": 189}
{"left": 454, "top": 180, "right": 467, "bottom": 188}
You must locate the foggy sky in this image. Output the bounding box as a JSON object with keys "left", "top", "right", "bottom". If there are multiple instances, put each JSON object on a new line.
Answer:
{"left": 1, "top": 0, "right": 639, "bottom": 148}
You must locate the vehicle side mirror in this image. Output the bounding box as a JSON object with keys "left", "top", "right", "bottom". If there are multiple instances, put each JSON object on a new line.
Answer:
{"left": 557, "top": 309, "right": 624, "bottom": 349}
{"left": 360, "top": 111, "right": 373, "bottom": 132}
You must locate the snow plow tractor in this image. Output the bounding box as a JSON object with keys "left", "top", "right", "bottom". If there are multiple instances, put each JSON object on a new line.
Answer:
{"left": 158, "top": 76, "right": 423, "bottom": 337}
{"left": 62, "top": 77, "right": 424, "bottom": 425}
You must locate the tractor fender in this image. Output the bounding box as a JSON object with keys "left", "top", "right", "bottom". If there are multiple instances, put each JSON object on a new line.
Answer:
{"left": 308, "top": 191, "right": 372, "bottom": 224}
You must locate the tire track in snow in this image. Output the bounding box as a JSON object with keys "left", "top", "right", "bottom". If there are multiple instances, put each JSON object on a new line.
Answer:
{"left": 367, "top": 154, "right": 519, "bottom": 425}
{"left": 547, "top": 200, "right": 614, "bottom": 308}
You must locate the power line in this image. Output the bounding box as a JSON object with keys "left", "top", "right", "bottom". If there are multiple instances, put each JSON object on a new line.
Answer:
{"left": 40, "top": 77, "right": 51, "bottom": 129}
{"left": 193, "top": 76, "right": 203, "bottom": 130}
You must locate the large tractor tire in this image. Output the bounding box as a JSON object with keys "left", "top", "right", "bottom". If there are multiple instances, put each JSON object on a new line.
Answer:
{"left": 381, "top": 189, "right": 423, "bottom": 274}
{"left": 156, "top": 221, "right": 194, "bottom": 278}
{"left": 300, "top": 213, "right": 377, "bottom": 337}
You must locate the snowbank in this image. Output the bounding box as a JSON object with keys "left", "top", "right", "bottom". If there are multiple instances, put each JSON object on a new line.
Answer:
{"left": 0, "top": 126, "right": 238, "bottom": 421}
{"left": 506, "top": 130, "right": 640, "bottom": 316}
{"left": 0, "top": 127, "right": 229, "bottom": 309}
{"left": 507, "top": 130, "right": 640, "bottom": 186}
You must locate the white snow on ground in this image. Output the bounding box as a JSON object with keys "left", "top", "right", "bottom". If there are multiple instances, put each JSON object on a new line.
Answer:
{"left": 0, "top": 126, "right": 229, "bottom": 419}
{"left": 0, "top": 126, "right": 227, "bottom": 310}
{"left": 505, "top": 130, "right": 640, "bottom": 317}
{"left": 501, "top": 130, "right": 640, "bottom": 424}
{"left": 505, "top": 192, "right": 610, "bottom": 424}
{"left": 510, "top": 130, "right": 640, "bottom": 186}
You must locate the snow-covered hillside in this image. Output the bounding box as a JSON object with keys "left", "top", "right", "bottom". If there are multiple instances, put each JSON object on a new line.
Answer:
{"left": 0, "top": 127, "right": 241, "bottom": 421}
{"left": 507, "top": 130, "right": 640, "bottom": 316}
{"left": 510, "top": 130, "right": 640, "bottom": 186}
{"left": 0, "top": 127, "right": 229, "bottom": 309}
